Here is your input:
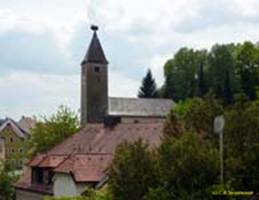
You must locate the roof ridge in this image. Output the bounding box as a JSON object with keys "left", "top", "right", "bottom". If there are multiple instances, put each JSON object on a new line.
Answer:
{"left": 73, "top": 152, "right": 113, "bottom": 156}
{"left": 109, "top": 96, "right": 173, "bottom": 101}
{"left": 0, "top": 118, "right": 29, "bottom": 138}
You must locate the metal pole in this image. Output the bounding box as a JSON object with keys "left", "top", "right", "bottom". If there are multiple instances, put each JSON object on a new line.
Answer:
{"left": 220, "top": 129, "right": 224, "bottom": 184}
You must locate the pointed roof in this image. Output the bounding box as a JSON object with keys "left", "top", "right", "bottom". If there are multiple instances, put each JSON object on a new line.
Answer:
{"left": 81, "top": 25, "right": 108, "bottom": 65}
{"left": 0, "top": 118, "right": 30, "bottom": 139}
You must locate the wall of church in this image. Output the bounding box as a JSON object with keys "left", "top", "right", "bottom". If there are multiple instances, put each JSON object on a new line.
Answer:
{"left": 81, "top": 62, "right": 108, "bottom": 125}
{"left": 121, "top": 117, "right": 165, "bottom": 124}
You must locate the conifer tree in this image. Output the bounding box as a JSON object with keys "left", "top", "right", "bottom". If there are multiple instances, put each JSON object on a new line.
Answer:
{"left": 197, "top": 62, "right": 206, "bottom": 97}
{"left": 138, "top": 69, "right": 158, "bottom": 98}
{"left": 223, "top": 69, "right": 233, "bottom": 105}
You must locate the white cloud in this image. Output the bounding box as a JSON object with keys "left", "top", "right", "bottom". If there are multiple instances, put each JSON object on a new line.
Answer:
{"left": 233, "top": 0, "right": 259, "bottom": 17}
{"left": 0, "top": 72, "right": 79, "bottom": 119}
{"left": 0, "top": 70, "right": 139, "bottom": 119}
{"left": 109, "top": 71, "right": 139, "bottom": 98}
{"left": 90, "top": 0, "right": 202, "bottom": 33}
{"left": 1, "top": 0, "right": 259, "bottom": 118}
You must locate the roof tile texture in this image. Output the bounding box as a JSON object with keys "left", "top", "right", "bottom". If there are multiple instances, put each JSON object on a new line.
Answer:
{"left": 17, "top": 122, "right": 164, "bottom": 192}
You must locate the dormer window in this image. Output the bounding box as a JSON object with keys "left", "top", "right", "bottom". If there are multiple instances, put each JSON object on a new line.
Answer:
{"left": 32, "top": 167, "right": 44, "bottom": 184}
{"left": 32, "top": 167, "right": 54, "bottom": 185}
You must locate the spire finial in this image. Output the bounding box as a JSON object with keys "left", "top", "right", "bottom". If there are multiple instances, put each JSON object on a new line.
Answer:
{"left": 91, "top": 25, "right": 98, "bottom": 32}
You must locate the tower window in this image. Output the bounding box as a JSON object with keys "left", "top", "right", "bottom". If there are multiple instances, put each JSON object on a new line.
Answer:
{"left": 94, "top": 66, "right": 100, "bottom": 72}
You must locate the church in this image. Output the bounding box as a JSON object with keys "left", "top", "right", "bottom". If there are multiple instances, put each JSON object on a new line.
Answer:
{"left": 15, "top": 25, "right": 174, "bottom": 200}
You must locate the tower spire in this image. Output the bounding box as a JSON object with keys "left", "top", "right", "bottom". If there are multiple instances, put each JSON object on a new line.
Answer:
{"left": 81, "top": 25, "right": 108, "bottom": 65}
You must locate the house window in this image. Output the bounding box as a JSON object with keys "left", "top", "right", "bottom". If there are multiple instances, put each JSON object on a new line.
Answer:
{"left": 19, "top": 148, "right": 23, "bottom": 153}
{"left": 33, "top": 168, "right": 44, "bottom": 184}
{"left": 17, "top": 160, "right": 23, "bottom": 169}
{"left": 94, "top": 66, "right": 100, "bottom": 72}
{"left": 11, "top": 148, "right": 15, "bottom": 153}
{"left": 48, "top": 171, "right": 54, "bottom": 184}
{"left": 11, "top": 159, "right": 16, "bottom": 168}
{"left": 10, "top": 137, "right": 13, "bottom": 143}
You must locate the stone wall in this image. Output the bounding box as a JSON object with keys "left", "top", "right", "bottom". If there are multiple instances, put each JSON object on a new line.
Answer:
{"left": 81, "top": 62, "right": 108, "bottom": 125}
{"left": 121, "top": 116, "right": 165, "bottom": 124}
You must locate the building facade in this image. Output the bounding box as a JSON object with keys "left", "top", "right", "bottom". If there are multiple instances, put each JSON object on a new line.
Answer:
{"left": 0, "top": 117, "right": 35, "bottom": 169}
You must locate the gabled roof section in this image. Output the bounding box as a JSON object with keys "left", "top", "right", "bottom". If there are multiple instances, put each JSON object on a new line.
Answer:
{"left": 18, "top": 116, "right": 36, "bottom": 134}
{"left": 108, "top": 97, "right": 175, "bottom": 117}
{"left": 54, "top": 153, "right": 113, "bottom": 183}
{"left": 81, "top": 25, "right": 108, "bottom": 65}
{"left": 17, "top": 123, "right": 164, "bottom": 188}
{"left": 0, "top": 118, "right": 30, "bottom": 139}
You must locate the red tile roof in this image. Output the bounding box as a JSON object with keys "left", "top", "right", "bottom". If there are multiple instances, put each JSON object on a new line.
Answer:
{"left": 16, "top": 122, "right": 164, "bottom": 192}
{"left": 28, "top": 154, "right": 46, "bottom": 167}
{"left": 48, "top": 123, "right": 163, "bottom": 155}
{"left": 54, "top": 153, "right": 113, "bottom": 182}
{"left": 38, "top": 155, "right": 67, "bottom": 168}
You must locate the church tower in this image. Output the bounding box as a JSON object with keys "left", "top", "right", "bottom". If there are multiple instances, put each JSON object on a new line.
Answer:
{"left": 81, "top": 25, "right": 108, "bottom": 126}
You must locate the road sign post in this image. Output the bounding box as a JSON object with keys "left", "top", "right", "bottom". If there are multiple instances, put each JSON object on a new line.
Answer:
{"left": 214, "top": 115, "right": 225, "bottom": 185}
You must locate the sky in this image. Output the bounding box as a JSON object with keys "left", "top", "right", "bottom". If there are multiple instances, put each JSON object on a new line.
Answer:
{"left": 1, "top": 0, "right": 259, "bottom": 119}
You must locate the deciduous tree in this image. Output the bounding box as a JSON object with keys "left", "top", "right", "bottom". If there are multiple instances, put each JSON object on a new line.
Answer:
{"left": 109, "top": 139, "right": 158, "bottom": 200}
{"left": 29, "top": 105, "right": 79, "bottom": 156}
{"left": 0, "top": 161, "right": 18, "bottom": 200}
{"left": 158, "top": 132, "right": 219, "bottom": 200}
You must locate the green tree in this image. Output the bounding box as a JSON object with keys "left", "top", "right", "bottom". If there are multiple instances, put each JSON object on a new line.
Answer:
{"left": 158, "top": 132, "right": 219, "bottom": 200}
{"left": 224, "top": 96, "right": 259, "bottom": 190}
{"left": 197, "top": 61, "right": 207, "bottom": 97}
{"left": 236, "top": 41, "right": 259, "bottom": 100}
{"left": 45, "top": 188, "right": 111, "bottom": 200}
{"left": 223, "top": 69, "right": 234, "bottom": 105}
{"left": 162, "top": 41, "right": 259, "bottom": 103}
{"left": 109, "top": 139, "right": 158, "bottom": 200}
{"left": 163, "top": 109, "right": 183, "bottom": 138}
{"left": 138, "top": 69, "right": 158, "bottom": 98}
{"left": 144, "top": 187, "right": 171, "bottom": 200}
{"left": 0, "top": 161, "right": 18, "bottom": 200}
{"left": 173, "top": 97, "right": 223, "bottom": 136}
{"left": 163, "top": 48, "right": 208, "bottom": 101}
{"left": 29, "top": 105, "right": 79, "bottom": 156}
{"left": 207, "top": 44, "right": 239, "bottom": 100}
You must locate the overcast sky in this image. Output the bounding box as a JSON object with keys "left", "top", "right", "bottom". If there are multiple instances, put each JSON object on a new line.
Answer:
{"left": 1, "top": 0, "right": 259, "bottom": 119}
